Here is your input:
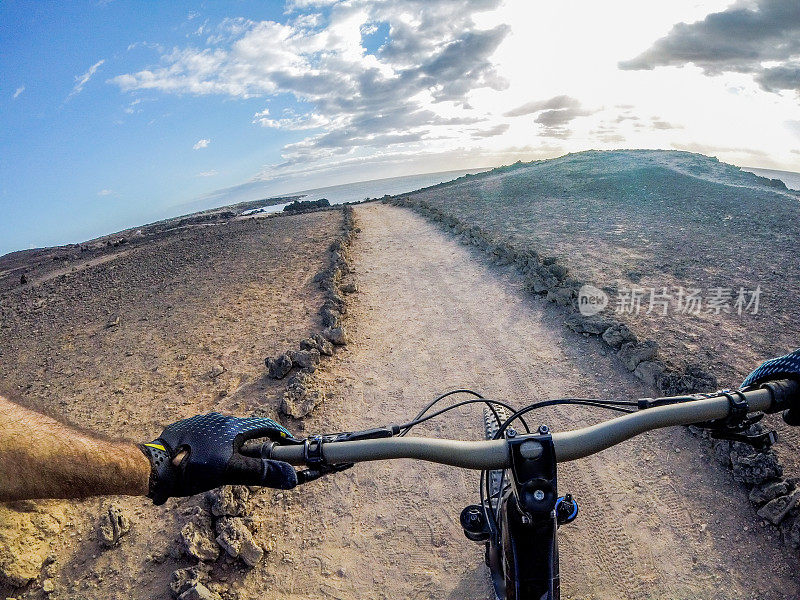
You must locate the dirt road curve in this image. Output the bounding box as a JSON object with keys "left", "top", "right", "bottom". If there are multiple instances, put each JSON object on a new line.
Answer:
{"left": 259, "top": 204, "right": 798, "bottom": 600}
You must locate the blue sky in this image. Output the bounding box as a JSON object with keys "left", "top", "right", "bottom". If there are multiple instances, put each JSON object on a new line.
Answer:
{"left": 1, "top": 0, "right": 799, "bottom": 256}
{"left": 1, "top": 2, "right": 304, "bottom": 253}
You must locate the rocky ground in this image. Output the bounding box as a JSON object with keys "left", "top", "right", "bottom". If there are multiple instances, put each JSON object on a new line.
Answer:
{"left": 0, "top": 208, "right": 346, "bottom": 598}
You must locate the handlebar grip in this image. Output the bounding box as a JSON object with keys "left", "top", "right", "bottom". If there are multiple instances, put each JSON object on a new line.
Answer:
{"left": 757, "top": 378, "right": 800, "bottom": 425}
{"left": 763, "top": 379, "right": 800, "bottom": 425}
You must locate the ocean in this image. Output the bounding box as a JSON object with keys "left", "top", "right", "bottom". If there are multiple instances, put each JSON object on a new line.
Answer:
{"left": 250, "top": 168, "right": 490, "bottom": 215}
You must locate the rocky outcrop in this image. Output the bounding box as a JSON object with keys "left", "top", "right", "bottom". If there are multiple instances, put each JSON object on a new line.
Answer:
{"left": 98, "top": 503, "right": 131, "bottom": 548}
{"left": 214, "top": 517, "right": 263, "bottom": 567}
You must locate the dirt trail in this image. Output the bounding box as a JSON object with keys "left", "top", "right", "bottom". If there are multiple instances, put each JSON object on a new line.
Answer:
{"left": 255, "top": 204, "right": 798, "bottom": 600}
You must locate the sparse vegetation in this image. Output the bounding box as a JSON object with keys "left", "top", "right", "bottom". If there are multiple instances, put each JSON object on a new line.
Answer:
{"left": 283, "top": 198, "right": 331, "bottom": 213}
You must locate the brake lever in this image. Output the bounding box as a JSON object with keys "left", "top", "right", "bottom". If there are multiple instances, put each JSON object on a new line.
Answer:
{"left": 708, "top": 427, "right": 777, "bottom": 450}
{"left": 690, "top": 390, "right": 778, "bottom": 450}
{"left": 288, "top": 426, "right": 401, "bottom": 485}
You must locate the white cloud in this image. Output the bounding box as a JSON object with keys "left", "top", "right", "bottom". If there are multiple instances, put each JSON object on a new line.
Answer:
{"left": 67, "top": 59, "right": 105, "bottom": 100}
{"left": 13, "top": 86, "right": 24, "bottom": 99}
{"left": 252, "top": 107, "right": 329, "bottom": 130}
{"left": 113, "top": 1, "right": 509, "bottom": 170}
{"left": 97, "top": 189, "right": 114, "bottom": 196}
{"left": 193, "top": 138, "right": 211, "bottom": 150}
{"left": 123, "top": 98, "right": 142, "bottom": 114}
{"left": 197, "top": 169, "right": 218, "bottom": 177}
{"left": 112, "top": 0, "right": 800, "bottom": 176}
{"left": 620, "top": 0, "right": 800, "bottom": 94}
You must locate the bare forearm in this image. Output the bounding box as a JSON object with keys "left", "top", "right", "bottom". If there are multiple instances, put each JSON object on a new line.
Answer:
{"left": 0, "top": 396, "right": 150, "bottom": 501}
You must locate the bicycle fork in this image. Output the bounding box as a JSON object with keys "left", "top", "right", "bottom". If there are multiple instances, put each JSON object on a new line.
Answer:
{"left": 461, "top": 428, "right": 578, "bottom": 600}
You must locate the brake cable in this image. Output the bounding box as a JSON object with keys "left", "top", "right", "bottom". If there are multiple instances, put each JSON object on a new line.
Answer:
{"left": 398, "top": 398, "right": 531, "bottom": 435}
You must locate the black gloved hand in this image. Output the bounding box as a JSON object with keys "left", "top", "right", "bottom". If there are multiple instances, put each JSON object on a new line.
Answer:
{"left": 140, "top": 413, "right": 298, "bottom": 505}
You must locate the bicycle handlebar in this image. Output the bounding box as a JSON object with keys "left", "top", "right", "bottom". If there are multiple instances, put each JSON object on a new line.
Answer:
{"left": 264, "top": 380, "right": 799, "bottom": 470}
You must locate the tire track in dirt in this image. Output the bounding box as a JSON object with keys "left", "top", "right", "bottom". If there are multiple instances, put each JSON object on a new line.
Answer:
{"left": 247, "top": 203, "right": 798, "bottom": 600}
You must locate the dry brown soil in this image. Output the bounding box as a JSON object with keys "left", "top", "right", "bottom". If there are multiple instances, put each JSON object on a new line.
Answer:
{"left": 0, "top": 210, "right": 341, "bottom": 599}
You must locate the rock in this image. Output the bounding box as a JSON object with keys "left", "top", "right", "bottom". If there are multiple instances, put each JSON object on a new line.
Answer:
{"left": 546, "top": 263, "right": 568, "bottom": 281}
{"left": 601, "top": 323, "right": 636, "bottom": 348}
{"left": 281, "top": 371, "right": 325, "bottom": 419}
{"left": 19, "top": 273, "right": 27, "bottom": 285}
{"left": 730, "top": 445, "right": 782, "bottom": 486}
{"left": 299, "top": 338, "right": 318, "bottom": 351}
{"left": 756, "top": 490, "right": 800, "bottom": 525}
{"left": 287, "top": 349, "right": 320, "bottom": 370}
{"left": 0, "top": 502, "right": 67, "bottom": 587}
{"left": 684, "top": 364, "right": 718, "bottom": 392}
{"left": 546, "top": 287, "right": 574, "bottom": 306}
{"left": 207, "top": 486, "right": 251, "bottom": 518}
{"left": 178, "top": 583, "right": 222, "bottom": 600}
{"left": 711, "top": 439, "right": 732, "bottom": 467}
{"left": 41, "top": 578, "right": 55, "bottom": 593}
{"left": 321, "top": 307, "right": 340, "bottom": 328}
{"left": 322, "top": 326, "right": 348, "bottom": 346}
{"left": 329, "top": 292, "right": 346, "bottom": 312}
{"left": 527, "top": 277, "right": 551, "bottom": 294}
{"left": 179, "top": 512, "right": 219, "bottom": 562}
{"left": 783, "top": 516, "right": 800, "bottom": 549}
{"left": 749, "top": 479, "right": 793, "bottom": 506}
{"left": 634, "top": 360, "right": 667, "bottom": 387}
{"left": 210, "top": 364, "right": 225, "bottom": 379}
{"left": 98, "top": 504, "right": 131, "bottom": 548}
{"left": 658, "top": 364, "right": 718, "bottom": 395}
{"left": 170, "top": 565, "right": 211, "bottom": 598}
{"left": 617, "top": 340, "right": 658, "bottom": 371}
{"left": 215, "top": 517, "right": 264, "bottom": 567}
{"left": 340, "top": 281, "right": 358, "bottom": 294}
{"left": 310, "top": 333, "right": 334, "bottom": 356}
{"left": 105, "top": 315, "right": 120, "bottom": 328}
{"left": 266, "top": 354, "right": 292, "bottom": 379}
{"left": 565, "top": 314, "right": 613, "bottom": 335}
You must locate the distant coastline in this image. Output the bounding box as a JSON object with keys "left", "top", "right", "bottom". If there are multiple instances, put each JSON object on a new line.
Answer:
{"left": 744, "top": 166, "right": 800, "bottom": 191}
